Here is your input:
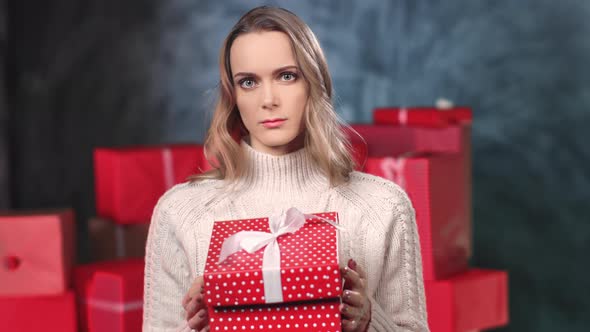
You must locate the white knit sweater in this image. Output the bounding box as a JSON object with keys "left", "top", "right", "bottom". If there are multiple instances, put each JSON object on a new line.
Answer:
{"left": 143, "top": 141, "right": 430, "bottom": 332}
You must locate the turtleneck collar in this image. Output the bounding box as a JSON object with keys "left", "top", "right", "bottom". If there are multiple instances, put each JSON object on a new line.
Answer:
{"left": 232, "top": 140, "right": 330, "bottom": 196}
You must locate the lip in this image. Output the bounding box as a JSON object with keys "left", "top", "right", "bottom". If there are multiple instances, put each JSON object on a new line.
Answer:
{"left": 261, "top": 118, "right": 287, "bottom": 128}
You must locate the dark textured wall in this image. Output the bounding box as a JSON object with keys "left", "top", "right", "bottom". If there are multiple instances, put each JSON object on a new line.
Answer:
{"left": 4, "top": 1, "right": 590, "bottom": 331}
{"left": 0, "top": 0, "right": 9, "bottom": 209}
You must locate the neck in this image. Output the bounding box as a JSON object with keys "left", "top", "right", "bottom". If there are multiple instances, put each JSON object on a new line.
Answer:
{"left": 246, "top": 133, "right": 305, "bottom": 156}
{"left": 232, "top": 140, "right": 329, "bottom": 197}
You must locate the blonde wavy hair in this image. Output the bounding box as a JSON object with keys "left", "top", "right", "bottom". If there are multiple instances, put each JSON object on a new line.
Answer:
{"left": 190, "top": 6, "right": 356, "bottom": 186}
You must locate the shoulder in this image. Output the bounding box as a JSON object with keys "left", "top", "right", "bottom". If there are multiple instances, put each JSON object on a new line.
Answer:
{"left": 153, "top": 178, "right": 225, "bottom": 221}
{"left": 334, "top": 171, "right": 415, "bottom": 227}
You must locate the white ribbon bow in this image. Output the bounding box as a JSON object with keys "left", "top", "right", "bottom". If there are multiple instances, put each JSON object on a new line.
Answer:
{"left": 217, "top": 207, "right": 342, "bottom": 303}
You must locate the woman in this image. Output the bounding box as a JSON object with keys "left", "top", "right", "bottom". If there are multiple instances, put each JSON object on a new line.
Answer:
{"left": 143, "top": 6, "right": 429, "bottom": 332}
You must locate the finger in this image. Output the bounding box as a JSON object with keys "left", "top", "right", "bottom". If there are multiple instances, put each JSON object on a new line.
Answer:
{"left": 187, "top": 276, "right": 205, "bottom": 299}
{"left": 348, "top": 259, "right": 367, "bottom": 279}
{"left": 200, "top": 326, "right": 210, "bottom": 332}
{"left": 182, "top": 292, "right": 192, "bottom": 310}
{"left": 188, "top": 308, "right": 208, "bottom": 330}
{"left": 185, "top": 294, "right": 206, "bottom": 320}
{"left": 342, "top": 289, "right": 364, "bottom": 308}
{"left": 340, "top": 302, "right": 362, "bottom": 320}
{"left": 341, "top": 318, "right": 360, "bottom": 332}
{"left": 184, "top": 276, "right": 205, "bottom": 312}
{"left": 341, "top": 265, "right": 364, "bottom": 292}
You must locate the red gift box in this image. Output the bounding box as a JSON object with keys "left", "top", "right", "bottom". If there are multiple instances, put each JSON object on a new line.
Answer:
{"left": 425, "top": 269, "right": 509, "bottom": 332}
{"left": 209, "top": 299, "right": 342, "bottom": 331}
{"left": 204, "top": 209, "right": 342, "bottom": 331}
{"left": 373, "top": 107, "right": 472, "bottom": 128}
{"left": 0, "top": 209, "right": 75, "bottom": 296}
{"left": 94, "top": 144, "right": 208, "bottom": 224}
{"left": 0, "top": 291, "right": 77, "bottom": 332}
{"left": 346, "top": 124, "right": 470, "bottom": 156}
{"left": 364, "top": 154, "right": 471, "bottom": 280}
{"left": 73, "top": 259, "right": 144, "bottom": 332}
{"left": 88, "top": 217, "right": 150, "bottom": 262}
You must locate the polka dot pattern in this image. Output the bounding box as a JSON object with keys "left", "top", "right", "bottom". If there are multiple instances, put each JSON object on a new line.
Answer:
{"left": 203, "top": 212, "right": 341, "bottom": 307}
{"left": 208, "top": 298, "right": 342, "bottom": 332}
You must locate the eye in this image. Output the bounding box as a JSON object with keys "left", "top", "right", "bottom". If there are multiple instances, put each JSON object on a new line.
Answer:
{"left": 280, "top": 72, "right": 298, "bottom": 82}
{"left": 239, "top": 78, "right": 257, "bottom": 89}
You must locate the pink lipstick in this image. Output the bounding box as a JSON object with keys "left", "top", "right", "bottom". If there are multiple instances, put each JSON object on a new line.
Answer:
{"left": 261, "top": 118, "right": 286, "bottom": 128}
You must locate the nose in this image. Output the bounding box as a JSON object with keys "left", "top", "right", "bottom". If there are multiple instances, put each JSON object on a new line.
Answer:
{"left": 261, "top": 82, "right": 279, "bottom": 110}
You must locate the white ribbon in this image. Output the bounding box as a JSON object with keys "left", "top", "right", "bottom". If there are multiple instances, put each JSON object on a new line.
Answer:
{"left": 161, "top": 148, "right": 175, "bottom": 189}
{"left": 380, "top": 157, "right": 407, "bottom": 189}
{"left": 217, "top": 207, "right": 342, "bottom": 304}
{"left": 83, "top": 298, "right": 143, "bottom": 313}
{"left": 398, "top": 107, "right": 408, "bottom": 125}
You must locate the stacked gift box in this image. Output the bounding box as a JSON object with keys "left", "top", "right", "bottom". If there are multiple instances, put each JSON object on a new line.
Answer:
{"left": 70, "top": 143, "right": 210, "bottom": 332}
{"left": 0, "top": 209, "right": 78, "bottom": 331}
{"left": 203, "top": 209, "right": 343, "bottom": 332}
{"left": 346, "top": 104, "right": 509, "bottom": 332}
{"left": 73, "top": 259, "right": 145, "bottom": 332}
{"left": 89, "top": 143, "right": 210, "bottom": 263}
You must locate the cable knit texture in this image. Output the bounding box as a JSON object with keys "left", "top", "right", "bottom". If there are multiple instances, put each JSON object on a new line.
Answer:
{"left": 143, "top": 141, "right": 430, "bottom": 332}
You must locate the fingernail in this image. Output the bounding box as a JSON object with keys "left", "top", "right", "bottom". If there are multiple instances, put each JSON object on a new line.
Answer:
{"left": 343, "top": 290, "right": 351, "bottom": 299}
{"left": 348, "top": 259, "right": 357, "bottom": 270}
{"left": 342, "top": 266, "right": 349, "bottom": 275}
{"left": 198, "top": 310, "right": 206, "bottom": 318}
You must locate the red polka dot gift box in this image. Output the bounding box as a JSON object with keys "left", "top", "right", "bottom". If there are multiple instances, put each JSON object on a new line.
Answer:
{"left": 203, "top": 208, "right": 343, "bottom": 332}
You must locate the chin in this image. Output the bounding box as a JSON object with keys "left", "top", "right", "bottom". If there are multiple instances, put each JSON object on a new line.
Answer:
{"left": 256, "top": 134, "right": 300, "bottom": 149}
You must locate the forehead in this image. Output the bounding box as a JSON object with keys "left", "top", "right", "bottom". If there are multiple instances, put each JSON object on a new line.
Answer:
{"left": 230, "top": 31, "right": 297, "bottom": 74}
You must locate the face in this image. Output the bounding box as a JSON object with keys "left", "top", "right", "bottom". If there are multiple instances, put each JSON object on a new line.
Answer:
{"left": 230, "top": 31, "right": 308, "bottom": 156}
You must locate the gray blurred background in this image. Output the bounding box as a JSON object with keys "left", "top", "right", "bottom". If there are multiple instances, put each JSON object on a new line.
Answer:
{"left": 2, "top": 1, "right": 589, "bottom": 331}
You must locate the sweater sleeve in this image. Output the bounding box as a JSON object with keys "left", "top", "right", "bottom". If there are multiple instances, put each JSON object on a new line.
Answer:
{"left": 367, "top": 191, "right": 430, "bottom": 332}
{"left": 143, "top": 196, "right": 193, "bottom": 332}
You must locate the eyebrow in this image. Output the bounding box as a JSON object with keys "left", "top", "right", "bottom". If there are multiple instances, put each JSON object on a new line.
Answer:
{"left": 233, "top": 65, "right": 299, "bottom": 79}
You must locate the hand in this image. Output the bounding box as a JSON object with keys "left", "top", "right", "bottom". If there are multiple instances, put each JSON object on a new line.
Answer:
{"left": 340, "top": 259, "right": 371, "bottom": 332}
{"left": 182, "top": 276, "right": 209, "bottom": 331}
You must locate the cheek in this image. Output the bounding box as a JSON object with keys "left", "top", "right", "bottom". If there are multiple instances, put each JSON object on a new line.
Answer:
{"left": 284, "top": 85, "right": 309, "bottom": 114}
{"left": 236, "top": 93, "right": 258, "bottom": 125}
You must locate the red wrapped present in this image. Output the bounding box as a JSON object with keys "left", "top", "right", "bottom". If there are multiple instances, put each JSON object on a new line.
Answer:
{"left": 0, "top": 209, "right": 75, "bottom": 295}
{"left": 0, "top": 291, "right": 77, "bottom": 332}
{"left": 365, "top": 154, "right": 471, "bottom": 280}
{"left": 73, "top": 259, "right": 144, "bottom": 332}
{"left": 425, "top": 269, "right": 509, "bottom": 332}
{"left": 373, "top": 106, "right": 472, "bottom": 128}
{"left": 94, "top": 144, "right": 207, "bottom": 224}
{"left": 203, "top": 208, "right": 342, "bottom": 331}
{"left": 346, "top": 124, "right": 470, "bottom": 156}
{"left": 88, "top": 217, "right": 149, "bottom": 261}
